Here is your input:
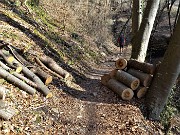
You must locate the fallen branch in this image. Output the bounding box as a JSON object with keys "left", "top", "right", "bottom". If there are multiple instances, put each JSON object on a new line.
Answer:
{"left": 31, "top": 67, "right": 53, "bottom": 85}
{"left": 101, "top": 74, "right": 111, "bottom": 86}
{"left": 0, "top": 67, "right": 36, "bottom": 95}
{"left": 107, "top": 78, "right": 134, "bottom": 100}
{"left": 110, "top": 69, "right": 140, "bottom": 90}
{"left": 0, "top": 61, "right": 37, "bottom": 88}
{"left": 39, "top": 56, "right": 71, "bottom": 80}
{"left": 0, "top": 85, "right": 8, "bottom": 100}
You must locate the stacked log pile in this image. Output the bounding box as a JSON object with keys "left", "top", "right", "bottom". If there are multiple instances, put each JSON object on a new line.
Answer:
{"left": 0, "top": 40, "right": 72, "bottom": 120}
{"left": 101, "top": 58, "right": 156, "bottom": 100}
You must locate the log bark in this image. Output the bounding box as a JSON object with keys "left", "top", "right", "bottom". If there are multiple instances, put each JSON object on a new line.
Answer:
{"left": 7, "top": 45, "right": 33, "bottom": 67}
{"left": 0, "top": 61, "right": 37, "bottom": 88}
{"left": 135, "top": 86, "right": 148, "bottom": 98}
{"left": 0, "top": 67, "right": 36, "bottom": 95}
{"left": 127, "top": 68, "right": 153, "bottom": 87}
{"left": 22, "top": 67, "right": 52, "bottom": 98}
{"left": 107, "top": 78, "right": 134, "bottom": 100}
{"left": 115, "top": 58, "right": 127, "bottom": 70}
{"left": 127, "top": 59, "right": 156, "bottom": 74}
{"left": 31, "top": 67, "right": 53, "bottom": 85}
{"left": 101, "top": 74, "right": 111, "bottom": 86}
{"left": 0, "top": 100, "right": 16, "bottom": 120}
{"left": 39, "top": 56, "right": 70, "bottom": 80}
{"left": 110, "top": 70, "right": 140, "bottom": 90}
{"left": 0, "top": 86, "right": 8, "bottom": 100}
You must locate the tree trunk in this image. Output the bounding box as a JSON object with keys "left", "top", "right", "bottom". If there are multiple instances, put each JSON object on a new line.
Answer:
{"left": 107, "top": 78, "right": 134, "bottom": 100}
{"left": 131, "top": 0, "right": 160, "bottom": 62}
{"left": 128, "top": 59, "right": 155, "bottom": 74}
{"left": 132, "top": 0, "right": 143, "bottom": 36}
{"left": 146, "top": 16, "right": 180, "bottom": 120}
{"left": 110, "top": 70, "right": 140, "bottom": 90}
{"left": 127, "top": 68, "right": 153, "bottom": 87}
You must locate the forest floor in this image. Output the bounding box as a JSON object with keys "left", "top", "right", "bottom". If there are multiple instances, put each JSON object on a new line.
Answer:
{"left": 0, "top": 2, "right": 180, "bottom": 135}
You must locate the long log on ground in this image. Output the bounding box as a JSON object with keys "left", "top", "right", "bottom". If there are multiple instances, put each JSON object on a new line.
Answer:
{"left": 7, "top": 45, "right": 34, "bottom": 67}
{"left": 107, "top": 78, "right": 134, "bottom": 100}
{"left": 35, "top": 57, "right": 64, "bottom": 79}
{"left": 0, "top": 100, "right": 16, "bottom": 120}
{"left": 0, "top": 61, "right": 37, "bottom": 88}
{"left": 115, "top": 58, "right": 127, "bottom": 69}
{"left": 110, "top": 70, "right": 140, "bottom": 90}
{"left": 0, "top": 85, "right": 8, "bottom": 100}
{"left": 39, "top": 56, "right": 71, "bottom": 80}
{"left": 135, "top": 86, "right": 148, "bottom": 98}
{"left": 101, "top": 74, "right": 111, "bottom": 86}
{"left": 22, "top": 67, "right": 52, "bottom": 98}
{"left": 31, "top": 67, "right": 53, "bottom": 85}
{"left": 127, "top": 68, "right": 153, "bottom": 87}
{"left": 127, "top": 59, "right": 156, "bottom": 74}
{"left": 0, "top": 67, "right": 36, "bottom": 95}
{"left": 0, "top": 52, "right": 52, "bottom": 97}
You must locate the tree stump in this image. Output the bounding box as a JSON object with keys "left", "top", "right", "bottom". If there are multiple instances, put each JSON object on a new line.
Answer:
{"left": 127, "top": 68, "right": 153, "bottom": 87}
{"left": 107, "top": 78, "right": 134, "bottom": 100}
{"left": 110, "top": 70, "right": 140, "bottom": 90}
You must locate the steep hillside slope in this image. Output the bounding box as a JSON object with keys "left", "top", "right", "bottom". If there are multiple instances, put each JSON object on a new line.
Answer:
{"left": 0, "top": 1, "right": 167, "bottom": 135}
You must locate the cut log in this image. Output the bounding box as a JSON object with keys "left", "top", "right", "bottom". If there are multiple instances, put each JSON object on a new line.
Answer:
{"left": 101, "top": 74, "right": 111, "bottom": 86}
{"left": 127, "top": 68, "right": 153, "bottom": 87}
{"left": 110, "top": 70, "right": 140, "bottom": 90}
{"left": 127, "top": 59, "right": 156, "bottom": 74}
{"left": 0, "top": 67, "right": 36, "bottom": 95}
{"left": 107, "top": 78, "right": 134, "bottom": 100}
{"left": 0, "top": 61, "right": 37, "bottom": 88}
{"left": 22, "top": 67, "right": 52, "bottom": 98}
{"left": 135, "top": 86, "right": 148, "bottom": 98}
{"left": 31, "top": 67, "right": 53, "bottom": 85}
{"left": 7, "top": 45, "right": 33, "bottom": 67}
{"left": 39, "top": 56, "right": 71, "bottom": 80}
{"left": 0, "top": 100, "right": 16, "bottom": 120}
{"left": 115, "top": 58, "right": 127, "bottom": 69}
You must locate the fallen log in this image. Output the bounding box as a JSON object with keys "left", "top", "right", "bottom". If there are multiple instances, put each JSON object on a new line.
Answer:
{"left": 110, "top": 70, "right": 140, "bottom": 90}
{"left": 0, "top": 67, "right": 36, "bottom": 95}
{"left": 115, "top": 58, "right": 127, "bottom": 69}
{"left": 107, "top": 78, "right": 134, "bottom": 100}
{"left": 135, "top": 86, "right": 148, "bottom": 98}
{"left": 31, "top": 67, "right": 53, "bottom": 85}
{"left": 39, "top": 56, "right": 71, "bottom": 80}
{"left": 0, "top": 100, "right": 16, "bottom": 120}
{"left": 101, "top": 74, "right": 111, "bottom": 86}
{"left": 22, "top": 67, "right": 52, "bottom": 98}
{"left": 127, "top": 68, "right": 153, "bottom": 87}
{"left": 127, "top": 59, "right": 156, "bottom": 74}
{"left": 0, "top": 61, "right": 37, "bottom": 88}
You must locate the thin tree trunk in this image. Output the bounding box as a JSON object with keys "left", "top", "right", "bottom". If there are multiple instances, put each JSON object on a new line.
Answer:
{"left": 146, "top": 16, "right": 180, "bottom": 120}
{"left": 131, "top": 0, "right": 160, "bottom": 62}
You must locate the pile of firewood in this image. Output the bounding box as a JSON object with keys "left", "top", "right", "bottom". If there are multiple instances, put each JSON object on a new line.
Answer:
{"left": 0, "top": 40, "right": 72, "bottom": 120}
{"left": 101, "top": 58, "right": 156, "bottom": 101}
